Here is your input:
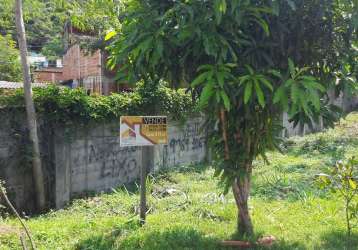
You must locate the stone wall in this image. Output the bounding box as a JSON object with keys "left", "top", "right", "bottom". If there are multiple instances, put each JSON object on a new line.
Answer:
{"left": 0, "top": 114, "right": 208, "bottom": 212}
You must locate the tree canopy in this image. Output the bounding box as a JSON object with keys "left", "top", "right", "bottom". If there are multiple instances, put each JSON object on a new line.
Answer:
{"left": 0, "top": 0, "right": 121, "bottom": 58}
{"left": 107, "top": 0, "right": 357, "bottom": 236}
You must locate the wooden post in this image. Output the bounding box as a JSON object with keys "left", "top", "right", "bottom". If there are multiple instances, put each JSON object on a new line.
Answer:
{"left": 15, "top": 0, "right": 46, "bottom": 211}
{"left": 140, "top": 146, "right": 148, "bottom": 225}
{"left": 140, "top": 146, "right": 154, "bottom": 225}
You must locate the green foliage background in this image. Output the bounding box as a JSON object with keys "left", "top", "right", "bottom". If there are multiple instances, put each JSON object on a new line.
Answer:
{"left": 0, "top": 0, "right": 121, "bottom": 58}
{"left": 0, "top": 35, "right": 22, "bottom": 82}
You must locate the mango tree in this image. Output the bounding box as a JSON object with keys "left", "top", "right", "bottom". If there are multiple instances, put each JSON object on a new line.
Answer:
{"left": 107, "top": 0, "right": 357, "bottom": 237}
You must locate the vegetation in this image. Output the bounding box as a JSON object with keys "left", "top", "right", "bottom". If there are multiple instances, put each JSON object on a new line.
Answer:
{"left": 0, "top": 0, "right": 121, "bottom": 58}
{"left": 107, "top": 0, "right": 357, "bottom": 236}
{"left": 0, "top": 112, "right": 358, "bottom": 249}
{"left": 0, "top": 83, "right": 196, "bottom": 123}
{"left": 0, "top": 0, "right": 67, "bottom": 56}
{"left": 317, "top": 157, "right": 358, "bottom": 239}
{"left": 0, "top": 35, "right": 22, "bottom": 82}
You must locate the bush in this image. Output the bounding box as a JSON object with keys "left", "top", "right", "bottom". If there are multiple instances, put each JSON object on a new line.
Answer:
{"left": 0, "top": 83, "right": 197, "bottom": 124}
{"left": 316, "top": 157, "right": 358, "bottom": 239}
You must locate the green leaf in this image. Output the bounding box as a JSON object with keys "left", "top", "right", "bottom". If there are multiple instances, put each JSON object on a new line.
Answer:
{"left": 214, "top": 0, "right": 225, "bottom": 25}
{"left": 349, "top": 179, "right": 357, "bottom": 190}
{"left": 217, "top": 71, "right": 225, "bottom": 88}
{"left": 254, "top": 18, "right": 270, "bottom": 36}
{"left": 199, "top": 82, "right": 214, "bottom": 108}
{"left": 105, "top": 30, "right": 117, "bottom": 41}
{"left": 301, "top": 79, "right": 326, "bottom": 92}
{"left": 308, "top": 89, "right": 320, "bottom": 111}
{"left": 291, "top": 83, "right": 299, "bottom": 104}
{"left": 245, "top": 65, "right": 254, "bottom": 75}
{"left": 197, "top": 64, "right": 213, "bottom": 72}
{"left": 220, "top": 0, "right": 227, "bottom": 13}
{"left": 220, "top": 91, "right": 231, "bottom": 110}
{"left": 255, "top": 81, "right": 265, "bottom": 107}
{"left": 244, "top": 81, "right": 253, "bottom": 104}
{"left": 139, "top": 37, "right": 153, "bottom": 52}
{"left": 258, "top": 76, "right": 273, "bottom": 91}
{"left": 216, "top": 91, "right": 221, "bottom": 103}
{"left": 239, "top": 75, "right": 250, "bottom": 85}
{"left": 299, "top": 76, "right": 316, "bottom": 81}
{"left": 281, "top": 92, "right": 289, "bottom": 111}
{"left": 288, "top": 58, "right": 295, "bottom": 78}
{"left": 273, "top": 85, "right": 285, "bottom": 104}
{"left": 299, "top": 91, "right": 310, "bottom": 115}
{"left": 225, "top": 63, "right": 237, "bottom": 68}
{"left": 203, "top": 35, "right": 217, "bottom": 57}
{"left": 156, "top": 38, "right": 164, "bottom": 58}
{"left": 191, "top": 72, "right": 209, "bottom": 87}
{"left": 316, "top": 174, "right": 331, "bottom": 188}
{"left": 284, "top": 79, "right": 295, "bottom": 87}
{"left": 269, "top": 69, "right": 282, "bottom": 79}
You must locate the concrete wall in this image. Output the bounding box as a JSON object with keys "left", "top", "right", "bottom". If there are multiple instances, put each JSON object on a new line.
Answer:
{"left": 282, "top": 112, "right": 323, "bottom": 137}
{"left": 154, "top": 117, "right": 208, "bottom": 171}
{"left": 0, "top": 114, "right": 208, "bottom": 212}
{"left": 54, "top": 117, "right": 207, "bottom": 208}
{"left": 0, "top": 111, "right": 53, "bottom": 213}
{"left": 283, "top": 91, "right": 358, "bottom": 137}
{"left": 54, "top": 122, "right": 143, "bottom": 208}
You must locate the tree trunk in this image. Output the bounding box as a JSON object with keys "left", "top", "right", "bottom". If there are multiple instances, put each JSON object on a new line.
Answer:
{"left": 15, "top": 0, "right": 46, "bottom": 211}
{"left": 232, "top": 172, "right": 253, "bottom": 237}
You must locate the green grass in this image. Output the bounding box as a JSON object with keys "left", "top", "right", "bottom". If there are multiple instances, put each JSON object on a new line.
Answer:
{"left": 1, "top": 112, "right": 358, "bottom": 250}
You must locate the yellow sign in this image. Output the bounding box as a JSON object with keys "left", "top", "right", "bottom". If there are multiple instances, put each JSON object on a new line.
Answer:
{"left": 120, "top": 116, "right": 168, "bottom": 146}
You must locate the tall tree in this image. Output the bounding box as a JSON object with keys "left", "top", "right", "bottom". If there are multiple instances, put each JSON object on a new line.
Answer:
{"left": 15, "top": 0, "right": 46, "bottom": 211}
{"left": 108, "top": 0, "right": 355, "bottom": 237}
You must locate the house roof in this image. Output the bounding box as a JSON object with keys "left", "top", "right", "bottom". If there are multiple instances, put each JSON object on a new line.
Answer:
{"left": 0, "top": 81, "right": 51, "bottom": 89}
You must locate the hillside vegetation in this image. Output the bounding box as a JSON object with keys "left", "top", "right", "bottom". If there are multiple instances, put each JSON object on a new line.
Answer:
{"left": 1, "top": 113, "right": 358, "bottom": 250}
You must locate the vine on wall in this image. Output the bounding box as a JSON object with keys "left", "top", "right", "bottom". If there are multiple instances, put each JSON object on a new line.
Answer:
{"left": 0, "top": 82, "right": 197, "bottom": 124}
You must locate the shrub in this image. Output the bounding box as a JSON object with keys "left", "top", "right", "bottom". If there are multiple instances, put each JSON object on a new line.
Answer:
{"left": 316, "top": 157, "right": 358, "bottom": 239}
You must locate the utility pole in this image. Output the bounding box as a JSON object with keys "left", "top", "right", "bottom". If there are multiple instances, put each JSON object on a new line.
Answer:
{"left": 15, "top": 0, "right": 46, "bottom": 211}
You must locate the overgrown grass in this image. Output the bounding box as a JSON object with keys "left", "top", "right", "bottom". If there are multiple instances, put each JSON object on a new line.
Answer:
{"left": 1, "top": 113, "right": 358, "bottom": 250}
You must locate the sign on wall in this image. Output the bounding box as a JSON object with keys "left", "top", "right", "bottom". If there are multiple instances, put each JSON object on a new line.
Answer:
{"left": 120, "top": 116, "right": 168, "bottom": 147}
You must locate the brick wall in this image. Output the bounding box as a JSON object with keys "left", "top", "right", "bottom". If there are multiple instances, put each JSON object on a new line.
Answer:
{"left": 34, "top": 68, "right": 63, "bottom": 83}
{"left": 62, "top": 44, "right": 101, "bottom": 81}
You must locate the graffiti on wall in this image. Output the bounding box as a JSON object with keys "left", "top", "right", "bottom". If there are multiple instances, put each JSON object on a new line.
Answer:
{"left": 161, "top": 119, "right": 207, "bottom": 167}
{"left": 69, "top": 136, "right": 141, "bottom": 193}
